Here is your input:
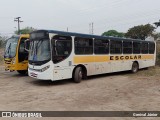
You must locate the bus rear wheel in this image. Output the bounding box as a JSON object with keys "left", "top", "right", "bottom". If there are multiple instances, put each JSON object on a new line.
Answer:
{"left": 73, "top": 67, "right": 83, "bottom": 83}
{"left": 17, "top": 70, "right": 28, "bottom": 75}
{"left": 131, "top": 62, "right": 139, "bottom": 73}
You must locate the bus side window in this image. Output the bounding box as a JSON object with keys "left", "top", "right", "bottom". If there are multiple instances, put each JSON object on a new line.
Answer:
{"left": 94, "top": 39, "right": 109, "bottom": 54}
{"left": 133, "top": 42, "right": 141, "bottom": 54}
{"left": 75, "top": 37, "right": 93, "bottom": 55}
{"left": 141, "top": 42, "right": 149, "bottom": 54}
{"left": 149, "top": 42, "right": 155, "bottom": 54}
{"left": 110, "top": 40, "right": 122, "bottom": 54}
{"left": 123, "top": 41, "right": 132, "bottom": 54}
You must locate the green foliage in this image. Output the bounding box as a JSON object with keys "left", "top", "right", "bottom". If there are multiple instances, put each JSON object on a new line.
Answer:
{"left": 0, "top": 36, "right": 8, "bottom": 48}
{"left": 125, "top": 24, "right": 155, "bottom": 40}
{"left": 102, "top": 30, "right": 125, "bottom": 37}
{"left": 15, "top": 27, "right": 36, "bottom": 34}
{"left": 152, "top": 32, "right": 160, "bottom": 40}
{"left": 154, "top": 20, "right": 160, "bottom": 27}
{"left": 0, "top": 40, "right": 2, "bottom": 48}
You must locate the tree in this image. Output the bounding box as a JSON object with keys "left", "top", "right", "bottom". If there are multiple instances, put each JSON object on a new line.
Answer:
{"left": 154, "top": 20, "right": 160, "bottom": 28}
{"left": 152, "top": 32, "right": 160, "bottom": 40}
{"left": 0, "top": 35, "right": 8, "bottom": 48}
{"left": 125, "top": 24, "right": 155, "bottom": 40}
{"left": 102, "top": 30, "right": 125, "bottom": 37}
{"left": 0, "top": 39, "right": 2, "bottom": 47}
{"left": 14, "top": 27, "right": 36, "bottom": 34}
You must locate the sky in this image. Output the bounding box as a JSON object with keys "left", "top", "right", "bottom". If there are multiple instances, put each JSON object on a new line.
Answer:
{"left": 0, "top": 0, "right": 160, "bottom": 36}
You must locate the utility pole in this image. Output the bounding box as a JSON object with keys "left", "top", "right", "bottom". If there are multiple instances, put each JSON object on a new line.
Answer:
{"left": 92, "top": 22, "right": 94, "bottom": 35}
{"left": 89, "top": 23, "right": 91, "bottom": 34}
{"left": 89, "top": 22, "right": 94, "bottom": 34}
{"left": 14, "top": 17, "right": 23, "bottom": 34}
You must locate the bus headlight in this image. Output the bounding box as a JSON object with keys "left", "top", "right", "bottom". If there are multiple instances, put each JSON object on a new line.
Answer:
{"left": 41, "top": 65, "right": 50, "bottom": 72}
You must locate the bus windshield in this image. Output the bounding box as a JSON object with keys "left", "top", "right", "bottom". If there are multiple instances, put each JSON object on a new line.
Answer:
{"left": 29, "top": 39, "right": 51, "bottom": 62}
{"left": 4, "top": 37, "right": 19, "bottom": 58}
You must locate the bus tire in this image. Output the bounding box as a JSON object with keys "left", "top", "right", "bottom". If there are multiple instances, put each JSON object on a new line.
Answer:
{"left": 131, "top": 62, "right": 139, "bottom": 73}
{"left": 73, "top": 67, "right": 83, "bottom": 83}
{"left": 17, "top": 70, "right": 28, "bottom": 75}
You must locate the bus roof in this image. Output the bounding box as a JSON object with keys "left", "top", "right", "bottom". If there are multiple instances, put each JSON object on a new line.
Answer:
{"left": 32, "top": 30, "right": 154, "bottom": 42}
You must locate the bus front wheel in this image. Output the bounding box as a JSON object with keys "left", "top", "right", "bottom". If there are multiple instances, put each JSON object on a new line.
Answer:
{"left": 131, "top": 62, "right": 139, "bottom": 73}
{"left": 17, "top": 70, "right": 28, "bottom": 75}
{"left": 73, "top": 67, "right": 83, "bottom": 83}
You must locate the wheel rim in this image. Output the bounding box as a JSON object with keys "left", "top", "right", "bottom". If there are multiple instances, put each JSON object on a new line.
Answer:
{"left": 79, "top": 71, "right": 82, "bottom": 80}
{"left": 133, "top": 64, "right": 138, "bottom": 72}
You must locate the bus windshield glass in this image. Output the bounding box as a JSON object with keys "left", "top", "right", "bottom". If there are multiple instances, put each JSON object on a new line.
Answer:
{"left": 29, "top": 39, "right": 51, "bottom": 62}
{"left": 4, "top": 37, "right": 19, "bottom": 58}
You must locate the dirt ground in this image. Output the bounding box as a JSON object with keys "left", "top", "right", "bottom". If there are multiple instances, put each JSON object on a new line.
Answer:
{"left": 0, "top": 64, "right": 160, "bottom": 120}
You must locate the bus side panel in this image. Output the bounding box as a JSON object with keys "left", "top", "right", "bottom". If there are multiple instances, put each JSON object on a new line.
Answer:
{"left": 53, "top": 68, "right": 72, "bottom": 80}
{"left": 111, "top": 61, "right": 129, "bottom": 72}
{"left": 139, "top": 54, "right": 155, "bottom": 69}
{"left": 139, "top": 60, "right": 155, "bottom": 69}
{"left": 53, "top": 57, "right": 74, "bottom": 81}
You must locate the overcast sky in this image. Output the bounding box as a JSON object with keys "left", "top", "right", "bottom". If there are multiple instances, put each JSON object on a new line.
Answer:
{"left": 0, "top": 0, "right": 160, "bottom": 36}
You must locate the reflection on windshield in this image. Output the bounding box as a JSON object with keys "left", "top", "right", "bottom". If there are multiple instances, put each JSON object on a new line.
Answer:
{"left": 4, "top": 37, "right": 19, "bottom": 58}
{"left": 29, "top": 40, "right": 51, "bottom": 62}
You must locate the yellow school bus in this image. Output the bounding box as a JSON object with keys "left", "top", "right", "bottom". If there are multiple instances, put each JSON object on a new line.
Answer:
{"left": 4, "top": 34, "right": 29, "bottom": 74}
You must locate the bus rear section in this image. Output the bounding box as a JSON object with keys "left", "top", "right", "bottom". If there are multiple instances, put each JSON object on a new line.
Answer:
{"left": 4, "top": 34, "right": 29, "bottom": 75}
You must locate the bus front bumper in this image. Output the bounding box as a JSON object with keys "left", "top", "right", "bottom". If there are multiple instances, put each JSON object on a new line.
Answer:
{"left": 28, "top": 67, "right": 52, "bottom": 80}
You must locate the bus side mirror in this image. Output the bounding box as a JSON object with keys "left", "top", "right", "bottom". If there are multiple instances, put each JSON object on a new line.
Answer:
{"left": 25, "top": 39, "right": 30, "bottom": 52}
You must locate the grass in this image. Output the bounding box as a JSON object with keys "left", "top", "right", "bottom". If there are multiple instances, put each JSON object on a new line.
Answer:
{"left": 138, "top": 66, "right": 160, "bottom": 77}
{"left": 127, "top": 66, "right": 160, "bottom": 77}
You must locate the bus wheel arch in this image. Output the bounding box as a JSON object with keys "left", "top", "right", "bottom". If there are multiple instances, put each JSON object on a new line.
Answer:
{"left": 131, "top": 61, "right": 139, "bottom": 73}
{"left": 72, "top": 65, "right": 87, "bottom": 83}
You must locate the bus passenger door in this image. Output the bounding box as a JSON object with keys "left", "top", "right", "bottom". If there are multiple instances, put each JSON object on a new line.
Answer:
{"left": 18, "top": 38, "right": 29, "bottom": 63}
{"left": 52, "top": 35, "right": 72, "bottom": 80}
